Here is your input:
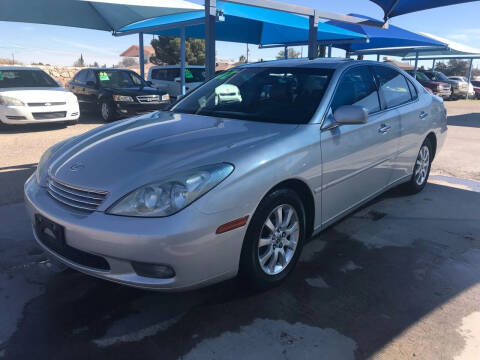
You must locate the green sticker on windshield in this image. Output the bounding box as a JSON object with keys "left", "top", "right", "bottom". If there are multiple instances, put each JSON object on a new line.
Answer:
{"left": 185, "top": 69, "right": 193, "bottom": 79}
{"left": 99, "top": 72, "right": 109, "bottom": 81}
{"left": 216, "top": 70, "right": 235, "bottom": 80}
{"left": 0, "top": 72, "right": 3, "bottom": 81}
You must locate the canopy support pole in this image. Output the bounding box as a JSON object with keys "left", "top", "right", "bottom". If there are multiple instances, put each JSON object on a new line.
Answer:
{"left": 284, "top": 46, "right": 288, "bottom": 59}
{"left": 413, "top": 51, "right": 419, "bottom": 79}
{"left": 466, "top": 58, "right": 473, "bottom": 100}
{"left": 180, "top": 26, "right": 186, "bottom": 96}
{"left": 308, "top": 12, "right": 318, "bottom": 60}
{"left": 139, "top": 32, "right": 145, "bottom": 79}
{"left": 328, "top": 46, "right": 332, "bottom": 58}
{"left": 205, "top": 0, "right": 216, "bottom": 80}
{"left": 432, "top": 59, "right": 436, "bottom": 70}
{"left": 376, "top": 53, "right": 380, "bottom": 62}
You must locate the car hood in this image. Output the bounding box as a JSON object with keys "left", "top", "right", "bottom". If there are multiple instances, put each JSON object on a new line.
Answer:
{"left": 101, "top": 86, "right": 166, "bottom": 96}
{"left": 0, "top": 87, "right": 76, "bottom": 102}
{"left": 48, "top": 111, "right": 296, "bottom": 194}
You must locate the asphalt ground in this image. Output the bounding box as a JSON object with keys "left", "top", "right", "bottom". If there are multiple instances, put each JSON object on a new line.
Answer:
{"left": 0, "top": 100, "right": 479, "bottom": 359}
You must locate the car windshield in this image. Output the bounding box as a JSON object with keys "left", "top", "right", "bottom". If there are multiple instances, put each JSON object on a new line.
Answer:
{"left": 171, "top": 67, "right": 334, "bottom": 124}
{"left": 185, "top": 68, "right": 205, "bottom": 83}
{"left": 0, "top": 69, "right": 58, "bottom": 88}
{"left": 429, "top": 71, "right": 450, "bottom": 82}
{"left": 415, "top": 72, "right": 431, "bottom": 81}
{"left": 96, "top": 70, "right": 146, "bottom": 88}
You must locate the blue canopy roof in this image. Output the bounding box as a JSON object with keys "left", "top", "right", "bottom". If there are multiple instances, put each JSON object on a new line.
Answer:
{"left": 370, "top": 0, "right": 479, "bottom": 19}
{"left": 326, "top": 14, "right": 446, "bottom": 53}
{"left": 119, "top": 1, "right": 367, "bottom": 46}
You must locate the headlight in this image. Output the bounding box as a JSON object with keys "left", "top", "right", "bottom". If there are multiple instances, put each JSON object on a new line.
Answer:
{"left": 0, "top": 95, "right": 25, "bottom": 106}
{"left": 113, "top": 95, "right": 134, "bottom": 102}
{"left": 36, "top": 139, "right": 70, "bottom": 183}
{"left": 107, "top": 163, "right": 234, "bottom": 217}
{"left": 161, "top": 94, "right": 170, "bottom": 101}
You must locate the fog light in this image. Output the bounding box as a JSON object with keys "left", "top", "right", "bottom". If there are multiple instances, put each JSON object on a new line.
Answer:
{"left": 132, "top": 261, "right": 175, "bottom": 279}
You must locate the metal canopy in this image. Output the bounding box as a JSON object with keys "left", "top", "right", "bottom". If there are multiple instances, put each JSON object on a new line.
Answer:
{"left": 402, "top": 33, "right": 480, "bottom": 59}
{"left": 0, "top": 0, "right": 203, "bottom": 32}
{"left": 119, "top": 2, "right": 367, "bottom": 46}
{"left": 369, "top": 0, "right": 479, "bottom": 20}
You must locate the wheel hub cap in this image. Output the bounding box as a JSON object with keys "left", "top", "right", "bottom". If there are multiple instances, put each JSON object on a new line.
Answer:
{"left": 257, "top": 204, "right": 300, "bottom": 276}
{"left": 415, "top": 145, "right": 430, "bottom": 186}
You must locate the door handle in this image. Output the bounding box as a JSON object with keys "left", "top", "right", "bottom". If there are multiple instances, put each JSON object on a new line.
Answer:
{"left": 378, "top": 124, "right": 391, "bottom": 134}
{"left": 419, "top": 111, "right": 428, "bottom": 119}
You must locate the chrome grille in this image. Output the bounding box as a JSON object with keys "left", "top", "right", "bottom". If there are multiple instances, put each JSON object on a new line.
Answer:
{"left": 136, "top": 95, "right": 161, "bottom": 104}
{"left": 47, "top": 177, "right": 108, "bottom": 212}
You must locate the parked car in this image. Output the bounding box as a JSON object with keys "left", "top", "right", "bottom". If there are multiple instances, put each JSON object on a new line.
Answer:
{"left": 25, "top": 59, "right": 447, "bottom": 291}
{"left": 448, "top": 76, "right": 475, "bottom": 98}
{"left": 67, "top": 68, "right": 170, "bottom": 122}
{"left": 471, "top": 80, "right": 480, "bottom": 99}
{"left": 0, "top": 66, "right": 79, "bottom": 125}
{"left": 407, "top": 70, "right": 451, "bottom": 99}
{"left": 423, "top": 70, "right": 465, "bottom": 99}
{"left": 147, "top": 65, "right": 205, "bottom": 98}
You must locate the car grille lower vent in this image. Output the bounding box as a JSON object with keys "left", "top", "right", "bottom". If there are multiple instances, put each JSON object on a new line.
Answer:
{"left": 47, "top": 177, "right": 108, "bottom": 212}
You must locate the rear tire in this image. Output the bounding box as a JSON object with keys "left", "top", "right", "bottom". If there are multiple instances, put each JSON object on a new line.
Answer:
{"left": 402, "top": 138, "right": 433, "bottom": 194}
{"left": 239, "top": 188, "right": 305, "bottom": 290}
{"left": 100, "top": 100, "right": 116, "bottom": 122}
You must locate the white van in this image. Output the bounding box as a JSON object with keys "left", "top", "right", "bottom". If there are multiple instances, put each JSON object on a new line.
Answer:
{"left": 147, "top": 65, "right": 205, "bottom": 98}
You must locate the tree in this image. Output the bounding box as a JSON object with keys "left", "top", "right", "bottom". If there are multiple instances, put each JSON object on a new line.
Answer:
{"left": 276, "top": 48, "right": 301, "bottom": 60}
{"left": 73, "top": 54, "right": 85, "bottom": 67}
{"left": 150, "top": 36, "right": 205, "bottom": 65}
{"left": 239, "top": 55, "right": 246, "bottom": 63}
{"left": 118, "top": 57, "right": 137, "bottom": 67}
{"left": 434, "top": 59, "right": 470, "bottom": 76}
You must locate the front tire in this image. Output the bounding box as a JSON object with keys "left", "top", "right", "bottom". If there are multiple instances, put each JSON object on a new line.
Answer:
{"left": 403, "top": 138, "right": 433, "bottom": 194}
{"left": 240, "top": 188, "right": 305, "bottom": 290}
{"left": 100, "top": 100, "right": 116, "bottom": 122}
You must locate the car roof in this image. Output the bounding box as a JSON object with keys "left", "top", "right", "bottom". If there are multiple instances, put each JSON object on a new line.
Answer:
{"left": 86, "top": 68, "right": 136, "bottom": 72}
{"left": 0, "top": 66, "right": 42, "bottom": 71}
{"left": 237, "top": 58, "right": 356, "bottom": 69}
{"left": 149, "top": 65, "right": 205, "bottom": 69}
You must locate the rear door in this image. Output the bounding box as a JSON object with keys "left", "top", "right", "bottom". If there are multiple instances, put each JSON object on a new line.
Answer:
{"left": 69, "top": 70, "right": 86, "bottom": 101}
{"left": 321, "top": 65, "right": 400, "bottom": 225}
{"left": 372, "top": 66, "right": 424, "bottom": 181}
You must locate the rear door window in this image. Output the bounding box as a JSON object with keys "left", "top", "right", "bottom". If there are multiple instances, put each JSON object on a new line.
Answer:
{"left": 373, "top": 66, "right": 412, "bottom": 108}
{"left": 331, "top": 66, "right": 380, "bottom": 114}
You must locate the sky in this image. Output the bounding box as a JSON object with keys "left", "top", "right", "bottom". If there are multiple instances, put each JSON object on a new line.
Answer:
{"left": 0, "top": 0, "right": 479, "bottom": 70}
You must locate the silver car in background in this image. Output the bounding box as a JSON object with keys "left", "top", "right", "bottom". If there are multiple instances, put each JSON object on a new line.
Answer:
{"left": 25, "top": 59, "right": 447, "bottom": 291}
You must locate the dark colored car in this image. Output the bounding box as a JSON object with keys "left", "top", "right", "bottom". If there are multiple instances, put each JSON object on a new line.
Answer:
{"left": 67, "top": 68, "right": 170, "bottom": 122}
{"left": 407, "top": 71, "right": 451, "bottom": 99}
{"left": 471, "top": 80, "right": 480, "bottom": 99}
{"left": 424, "top": 70, "right": 468, "bottom": 99}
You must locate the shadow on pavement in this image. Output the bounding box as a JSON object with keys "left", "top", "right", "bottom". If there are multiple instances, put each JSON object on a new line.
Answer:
{"left": 2, "top": 182, "right": 480, "bottom": 360}
{"left": 0, "top": 164, "right": 37, "bottom": 206}
{"left": 448, "top": 112, "right": 480, "bottom": 128}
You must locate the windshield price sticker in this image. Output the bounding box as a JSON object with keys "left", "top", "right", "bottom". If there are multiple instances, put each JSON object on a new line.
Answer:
{"left": 185, "top": 69, "right": 194, "bottom": 79}
{"left": 99, "top": 72, "right": 110, "bottom": 81}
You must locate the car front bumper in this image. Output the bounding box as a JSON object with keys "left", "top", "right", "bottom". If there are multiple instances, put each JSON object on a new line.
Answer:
{"left": 24, "top": 175, "right": 246, "bottom": 291}
{"left": 114, "top": 101, "right": 170, "bottom": 117}
{"left": 0, "top": 103, "right": 80, "bottom": 124}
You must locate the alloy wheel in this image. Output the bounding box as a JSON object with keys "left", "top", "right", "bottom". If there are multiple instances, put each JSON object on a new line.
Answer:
{"left": 101, "top": 102, "right": 110, "bottom": 121}
{"left": 257, "top": 204, "right": 299, "bottom": 275}
{"left": 415, "top": 145, "right": 430, "bottom": 186}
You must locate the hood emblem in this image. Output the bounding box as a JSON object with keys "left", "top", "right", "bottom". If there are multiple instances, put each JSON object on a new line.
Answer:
{"left": 70, "top": 163, "right": 85, "bottom": 172}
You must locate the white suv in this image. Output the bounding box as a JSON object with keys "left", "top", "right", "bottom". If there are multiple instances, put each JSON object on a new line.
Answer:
{"left": 147, "top": 65, "right": 205, "bottom": 98}
{"left": 0, "top": 67, "right": 80, "bottom": 125}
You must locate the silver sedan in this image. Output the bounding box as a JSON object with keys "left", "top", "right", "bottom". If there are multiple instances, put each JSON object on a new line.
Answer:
{"left": 25, "top": 59, "right": 447, "bottom": 291}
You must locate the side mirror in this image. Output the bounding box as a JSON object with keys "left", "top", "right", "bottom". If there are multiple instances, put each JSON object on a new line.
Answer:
{"left": 146, "top": 80, "right": 153, "bottom": 86}
{"left": 174, "top": 77, "right": 181, "bottom": 83}
{"left": 323, "top": 105, "right": 368, "bottom": 131}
